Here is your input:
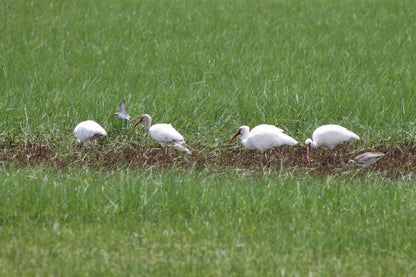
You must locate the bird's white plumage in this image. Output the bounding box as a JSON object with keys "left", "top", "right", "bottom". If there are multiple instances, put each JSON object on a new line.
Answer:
{"left": 148, "top": 123, "right": 185, "bottom": 147}
{"left": 250, "top": 124, "right": 284, "bottom": 134}
{"left": 305, "top": 124, "right": 360, "bottom": 164}
{"left": 231, "top": 124, "right": 298, "bottom": 152}
{"left": 306, "top": 124, "right": 360, "bottom": 149}
{"left": 74, "top": 120, "right": 107, "bottom": 145}
{"left": 132, "top": 114, "right": 191, "bottom": 154}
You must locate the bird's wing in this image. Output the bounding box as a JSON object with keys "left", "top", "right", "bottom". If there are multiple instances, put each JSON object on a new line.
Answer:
{"left": 150, "top": 124, "right": 184, "bottom": 144}
{"left": 120, "top": 100, "right": 127, "bottom": 114}
{"left": 246, "top": 129, "right": 296, "bottom": 151}
{"left": 314, "top": 128, "right": 358, "bottom": 149}
{"left": 74, "top": 121, "right": 107, "bottom": 142}
{"left": 250, "top": 124, "right": 284, "bottom": 134}
{"left": 354, "top": 152, "right": 385, "bottom": 163}
{"left": 172, "top": 143, "right": 191, "bottom": 154}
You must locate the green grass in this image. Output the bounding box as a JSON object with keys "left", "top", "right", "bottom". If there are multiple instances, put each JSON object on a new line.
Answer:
{"left": 1, "top": 0, "right": 416, "bottom": 275}
{"left": 1, "top": 0, "right": 416, "bottom": 145}
{"left": 1, "top": 168, "right": 416, "bottom": 276}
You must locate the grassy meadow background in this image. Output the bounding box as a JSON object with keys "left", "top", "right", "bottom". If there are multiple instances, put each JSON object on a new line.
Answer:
{"left": 1, "top": 0, "right": 416, "bottom": 275}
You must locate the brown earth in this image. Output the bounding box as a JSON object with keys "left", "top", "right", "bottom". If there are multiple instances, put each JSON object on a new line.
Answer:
{"left": 1, "top": 140, "right": 415, "bottom": 179}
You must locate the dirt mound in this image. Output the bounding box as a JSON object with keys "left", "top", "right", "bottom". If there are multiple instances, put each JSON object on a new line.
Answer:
{"left": 1, "top": 141, "right": 415, "bottom": 178}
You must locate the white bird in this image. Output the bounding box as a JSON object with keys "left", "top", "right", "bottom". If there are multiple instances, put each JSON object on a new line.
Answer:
{"left": 348, "top": 152, "right": 385, "bottom": 168}
{"left": 74, "top": 120, "right": 107, "bottom": 146}
{"left": 132, "top": 114, "right": 191, "bottom": 155}
{"left": 229, "top": 124, "right": 298, "bottom": 161}
{"left": 305, "top": 124, "right": 360, "bottom": 163}
{"left": 113, "top": 100, "right": 131, "bottom": 121}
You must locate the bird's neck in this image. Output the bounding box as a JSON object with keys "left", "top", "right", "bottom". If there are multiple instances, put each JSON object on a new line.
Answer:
{"left": 144, "top": 119, "right": 152, "bottom": 131}
{"left": 240, "top": 132, "right": 250, "bottom": 145}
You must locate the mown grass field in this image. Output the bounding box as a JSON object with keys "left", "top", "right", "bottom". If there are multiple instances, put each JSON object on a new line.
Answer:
{"left": 1, "top": 0, "right": 416, "bottom": 275}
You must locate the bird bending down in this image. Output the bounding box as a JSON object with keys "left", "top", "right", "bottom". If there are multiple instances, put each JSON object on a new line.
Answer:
{"left": 113, "top": 100, "right": 131, "bottom": 121}
{"left": 348, "top": 152, "right": 385, "bottom": 168}
{"left": 132, "top": 114, "right": 191, "bottom": 155}
{"left": 74, "top": 120, "right": 107, "bottom": 146}
{"left": 229, "top": 124, "right": 298, "bottom": 162}
{"left": 305, "top": 124, "right": 360, "bottom": 164}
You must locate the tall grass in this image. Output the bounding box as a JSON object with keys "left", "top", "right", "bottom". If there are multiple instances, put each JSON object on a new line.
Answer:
{"left": 1, "top": 168, "right": 416, "bottom": 275}
{"left": 1, "top": 0, "right": 416, "bottom": 147}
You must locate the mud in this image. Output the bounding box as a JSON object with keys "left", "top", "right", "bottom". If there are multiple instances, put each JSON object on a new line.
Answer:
{"left": 1, "top": 140, "right": 415, "bottom": 179}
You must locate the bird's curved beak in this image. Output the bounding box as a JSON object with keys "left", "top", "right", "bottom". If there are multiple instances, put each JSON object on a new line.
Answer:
{"left": 227, "top": 130, "right": 241, "bottom": 147}
{"left": 131, "top": 118, "right": 143, "bottom": 132}
{"left": 306, "top": 143, "right": 311, "bottom": 164}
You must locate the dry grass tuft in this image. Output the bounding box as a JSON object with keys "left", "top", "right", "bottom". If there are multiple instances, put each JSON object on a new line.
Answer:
{"left": 2, "top": 140, "right": 415, "bottom": 179}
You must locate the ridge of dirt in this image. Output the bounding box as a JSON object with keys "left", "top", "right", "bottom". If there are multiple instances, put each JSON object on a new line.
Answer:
{"left": 1, "top": 141, "right": 415, "bottom": 179}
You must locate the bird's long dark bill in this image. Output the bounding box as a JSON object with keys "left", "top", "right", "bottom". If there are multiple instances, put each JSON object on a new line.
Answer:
{"left": 306, "top": 144, "right": 311, "bottom": 163}
{"left": 227, "top": 131, "right": 240, "bottom": 146}
{"left": 131, "top": 118, "right": 143, "bottom": 132}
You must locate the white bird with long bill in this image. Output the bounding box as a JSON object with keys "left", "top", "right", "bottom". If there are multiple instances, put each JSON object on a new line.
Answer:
{"left": 113, "top": 100, "right": 131, "bottom": 121}
{"left": 305, "top": 124, "right": 360, "bottom": 163}
{"left": 132, "top": 114, "right": 191, "bottom": 155}
{"left": 229, "top": 124, "right": 298, "bottom": 162}
{"left": 74, "top": 120, "right": 107, "bottom": 146}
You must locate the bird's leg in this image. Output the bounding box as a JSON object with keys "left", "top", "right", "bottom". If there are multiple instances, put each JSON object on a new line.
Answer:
{"left": 306, "top": 144, "right": 311, "bottom": 166}
{"left": 259, "top": 152, "right": 266, "bottom": 167}
{"left": 162, "top": 147, "right": 170, "bottom": 161}
{"left": 262, "top": 152, "right": 267, "bottom": 164}
{"left": 272, "top": 149, "right": 282, "bottom": 167}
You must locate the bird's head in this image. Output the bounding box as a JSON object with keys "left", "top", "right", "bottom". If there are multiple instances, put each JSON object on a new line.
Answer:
{"left": 132, "top": 117, "right": 144, "bottom": 132}
{"left": 132, "top": 114, "right": 151, "bottom": 132}
{"left": 305, "top": 138, "right": 315, "bottom": 164}
{"left": 228, "top": 126, "right": 249, "bottom": 146}
{"left": 347, "top": 160, "right": 356, "bottom": 167}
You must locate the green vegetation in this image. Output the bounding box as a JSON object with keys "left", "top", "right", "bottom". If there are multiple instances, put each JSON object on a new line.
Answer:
{"left": 1, "top": 169, "right": 416, "bottom": 275}
{"left": 1, "top": 0, "right": 416, "bottom": 275}
{"left": 1, "top": 0, "right": 416, "bottom": 144}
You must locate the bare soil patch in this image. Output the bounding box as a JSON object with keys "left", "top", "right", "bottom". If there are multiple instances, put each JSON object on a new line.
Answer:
{"left": 1, "top": 141, "right": 415, "bottom": 178}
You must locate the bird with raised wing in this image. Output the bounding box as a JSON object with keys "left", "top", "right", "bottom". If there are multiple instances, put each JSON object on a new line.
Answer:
{"left": 348, "top": 152, "right": 385, "bottom": 168}
{"left": 113, "top": 100, "right": 131, "bottom": 121}
{"left": 132, "top": 114, "right": 191, "bottom": 155}
{"left": 74, "top": 120, "right": 107, "bottom": 146}
{"left": 305, "top": 124, "right": 360, "bottom": 164}
{"left": 229, "top": 124, "right": 298, "bottom": 162}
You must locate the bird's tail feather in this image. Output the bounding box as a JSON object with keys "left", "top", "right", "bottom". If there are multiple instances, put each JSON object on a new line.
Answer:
{"left": 172, "top": 143, "right": 192, "bottom": 154}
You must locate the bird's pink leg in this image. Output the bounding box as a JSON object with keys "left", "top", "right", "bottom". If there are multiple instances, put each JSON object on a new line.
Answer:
{"left": 272, "top": 149, "right": 282, "bottom": 166}
{"left": 259, "top": 152, "right": 267, "bottom": 166}
{"left": 162, "top": 147, "right": 170, "bottom": 161}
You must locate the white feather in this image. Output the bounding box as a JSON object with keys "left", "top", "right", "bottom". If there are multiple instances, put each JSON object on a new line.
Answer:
{"left": 133, "top": 114, "right": 190, "bottom": 154}
{"left": 307, "top": 124, "right": 360, "bottom": 149}
{"left": 74, "top": 120, "right": 107, "bottom": 145}
{"left": 233, "top": 124, "right": 298, "bottom": 152}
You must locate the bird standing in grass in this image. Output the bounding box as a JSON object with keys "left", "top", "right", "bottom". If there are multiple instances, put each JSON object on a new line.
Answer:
{"left": 113, "top": 100, "right": 131, "bottom": 121}
{"left": 305, "top": 124, "right": 360, "bottom": 164}
{"left": 132, "top": 114, "right": 191, "bottom": 155}
{"left": 74, "top": 120, "right": 107, "bottom": 146}
{"left": 348, "top": 152, "right": 385, "bottom": 168}
{"left": 228, "top": 124, "right": 298, "bottom": 163}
